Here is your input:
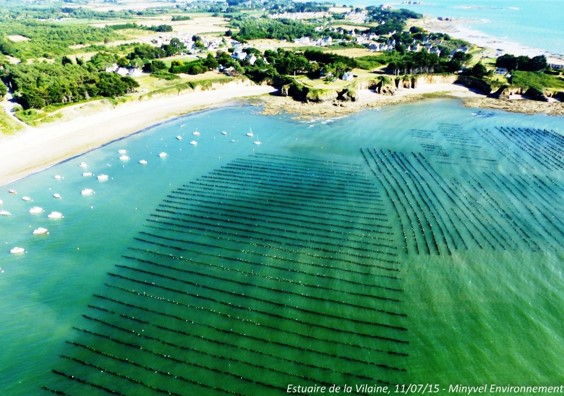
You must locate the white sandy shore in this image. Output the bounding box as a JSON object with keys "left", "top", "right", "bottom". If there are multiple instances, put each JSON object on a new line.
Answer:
{"left": 0, "top": 81, "right": 275, "bottom": 187}
{"left": 417, "top": 17, "right": 564, "bottom": 65}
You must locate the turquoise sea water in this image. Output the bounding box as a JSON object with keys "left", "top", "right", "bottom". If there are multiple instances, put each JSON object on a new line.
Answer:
{"left": 333, "top": 0, "right": 564, "bottom": 55}
{"left": 0, "top": 99, "right": 562, "bottom": 395}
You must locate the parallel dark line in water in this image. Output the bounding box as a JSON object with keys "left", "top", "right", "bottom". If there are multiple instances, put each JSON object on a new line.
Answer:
{"left": 400, "top": 152, "right": 464, "bottom": 252}
{"left": 161, "top": 199, "right": 394, "bottom": 242}
{"left": 361, "top": 149, "right": 409, "bottom": 254}
{"left": 461, "top": 178, "right": 539, "bottom": 250}
{"left": 113, "top": 263, "right": 407, "bottom": 328}
{"left": 498, "top": 127, "right": 563, "bottom": 170}
{"left": 224, "top": 160, "right": 377, "bottom": 189}
{"left": 103, "top": 272, "right": 409, "bottom": 344}
{"left": 219, "top": 161, "right": 381, "bottom": 192}
{"left": 122, "top": 253, "right": 407, "bottom": 312}
{"left": 479, "top": 174, "right": 564, "bottom": 244}
{"left": 73, "top": 317, "right": 329, "bottom": 391}
{"left": 128, "top": 244, "right": 405, "bottom": 298}
{"left": 40, "top": 386, "right": 69, "bottom": 395}
{"left": 413, "top": 153, "right": 492, "bottom": 250}
{"left": 70, "top": 327, "right": 247, "bottom": 395}
{"left": 171, "top": 187, "right": 393, "bottom": 233}
{"left": 201, "top": 173, "right": 383, "bottom": 211}
{"left": 162, "top": 197, "right": 394, "bottom": 238}
{"left": 51, "top": 369, "right": 126, "bottom": 395}
{"left": 368, "top": 149, "right": 426, "bottom": 255}
{"left": 182, "top": 182, "right": 390, "bottom": 221}
{"left": 380, "top": 150, "right": 442, "bottom": 255}
{"left": 212, "top": 167, "right": 381, "bottom": 200}
{"left": 142, "top": 220, "right": 401, "bottom": 269}
{"left": 129, "top": 245, "right": 403, "bottom": 293}
{"left": 136, "top": 231, "right": 402, "bottom": 281}
{"left": 163, "top": 195, "right": 393, "bottom": 240}
{"left": 95, "top": 290, "right": 410, "bottom": 361}
{"left": 252, "top": 152, "right": 364, "bottom": 170}
{"left": 100, "top": 284, "right": 408, "bottom": 359}
{"left": 392, "top": 152, "right": 454, "bottom": 255}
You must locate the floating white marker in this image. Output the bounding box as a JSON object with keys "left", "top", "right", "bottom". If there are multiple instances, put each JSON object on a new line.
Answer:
{"left": 97, "top": 174, "right": 109, "bottom": 182}
{"left": 48, "top": 211, "right": 64, "bottom": 219}
{"left": 159, "top": 152, "right": 168, "bottom": 158}
{"left": 139, "top": 159, "right": 148, "bottom": 165}
{"left": 54, "top": 175, "right": 63, "bottom": 181}
{"left": 29, "top": 206, "right": 44, "bottom": 215}
{"left": 119, "top": 155, "right": 130, "bottom": 162}
{"left": 190, "top": 140, "right": 198, "bottom": 146}
{"left": 33, "top": 227, "right": 49, "bottom": 235}
{"left": 82, "top": 172, "right": 93, "bottom": 177}
{"left": 10, "top": 247, "right": 25, "bottom": 254}
{"left": 81, "top": 188, "right": 94, "bottom": 196}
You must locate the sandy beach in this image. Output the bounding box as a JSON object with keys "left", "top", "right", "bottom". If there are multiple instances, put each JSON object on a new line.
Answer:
{"left": 0, "top": 81, "right": 275, "bottom": 186}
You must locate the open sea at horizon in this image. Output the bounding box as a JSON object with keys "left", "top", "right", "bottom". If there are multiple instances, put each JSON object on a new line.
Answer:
{"left": 0, "top": 99, "right": 563, "bottom": 395}
{"left": 328, "top": 0, "right": 564, "bottom": 55}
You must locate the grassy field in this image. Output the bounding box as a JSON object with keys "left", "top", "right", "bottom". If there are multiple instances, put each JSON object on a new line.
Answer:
{"left": 0, "top": 112, "right": 24, "bottom": 135}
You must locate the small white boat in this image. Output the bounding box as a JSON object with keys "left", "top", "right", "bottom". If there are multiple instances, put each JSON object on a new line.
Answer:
{"left": 33, "top": 227, "right": 49, "bottom": 236}
{"left": 246, "top": 131, "right": 254, "bottom": 138}
{"left": 79, "top": 162, "right": 88, "bottom": 169}
{"left": 176, "top": 135, "right": 183, "bottom": 141}
{"left": 10, "top": 247, "right": 25, "bottom": 254}
{"left": 81, "top": 188, "right": 95, "bottom": 196}
{"left": 82, "top": 172, "right": 93, "bottom": 177}
{"left": 159, "top": 152, "right": 168, "bottom": 158}
{"left": 0, "top": 199, "right": 3, "bottom": 205}
{"left": 54, "top": 175, "right": 63, "bottom": 181}
{"left": 22, "top": 196, "right": 32, "bottom": 202}
{"left": 190, "top": 140, "right": 198, "bottom": 146}
{"left": 180, "top": 124, "right": 186, "bottom": 128}
{"left": 118, "top": 149, "right": 128, "bottom": 155}
{"left": 119, "top": 155, "right": 130, "bottom": 162}
{"left": 139, "top": 159, "right": 148, "bottom": 165}
{"left": 97, "top": 174, "right": 109, "bottom": 182}
{"left": 29, "top": 206, "right": 44, "bottom": 215}
{"left": 254, "top": 139, "right": 262, "bottom": 145}
{"left": 221, "top": 131, "right": 228, "bottom": 136}
{"left": 193, "top": 131, "right": 200, "bottom": 137}
{"left": 9, "top": 189, "right": 17, "bottom": 194}
{"left": 53, "top": 193, "right": 62, "bottom": 199}
{"left": 48, "top": 211, "right": 64, "bottom": 219}
{"left": 0, "top": 210, "right": 12, "bottom": 216}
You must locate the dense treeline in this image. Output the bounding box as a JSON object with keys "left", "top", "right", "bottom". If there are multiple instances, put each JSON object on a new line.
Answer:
{"left": 365, "top": 6, "right": 422, "bottom": 35}
{"left": 0, "top": 20, "right": 120, "bottom": 59}
{"left": 496, "top": 54, "right": 547, "bottom": 72}
{"left": 232, "top": 17, "right": 317, "bottom": 41}
{"left": 4, "top": 60, "right": 138, "bottom": 109}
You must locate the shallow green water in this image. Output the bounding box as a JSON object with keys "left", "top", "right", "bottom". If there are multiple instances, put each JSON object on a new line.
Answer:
{"left": 0, "top": 100, "right": 562, "bottom": 395}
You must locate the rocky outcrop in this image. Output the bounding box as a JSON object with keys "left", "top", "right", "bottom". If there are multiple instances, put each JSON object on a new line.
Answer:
{"left": 490, "top": 85, "right": 524, "bottom": 99}
{"left": 523, "top": 87, "right": 549, "bottom": 102}
{"left": 455, "top": 75, "right": 492, "bottom": 95}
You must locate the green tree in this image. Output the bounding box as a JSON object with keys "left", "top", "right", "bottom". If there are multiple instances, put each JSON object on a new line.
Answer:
{"left": 0, "top": 80, "right": 7, "bottom": 98}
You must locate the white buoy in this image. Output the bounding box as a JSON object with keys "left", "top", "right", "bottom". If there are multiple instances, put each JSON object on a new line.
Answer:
{"left": 118, "top": 149, "right": 128, "bottom": 155}
{"left": 119, "top": 155, "right": 130, "bottom": 162}
{"left": 33, "top": 227, "right": 49, "bottom": 235}
{"left": 10, "top": 247, "right": 25, "bottom": 254}
{"left": 54, "top": 175, "right": 63, "bottom": 181}
{"left": 82, "top": 172, "right": 93, "bottom": 177}
{"left": 139, "top": 159, "right": 148, "bottom": 165}
{"left": 190, "top": 140, "right": 198, "bottom": 146}
{"left": 193, "top": 131, "right": 200, "bottom": 136}
{"left": 159, "top": 152, "right": 168, "bottom": 158}
{"left": 48, "top": 211, "right": 64, "bottom": 219}
{"left": 29, "top": 206, "right": 44, "bottom": 215}
{"left": 97, "top": 174, "right": 109, "bottom": 182}
{"left": 81, "top": 188, "right": 94, "bottom": 196}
